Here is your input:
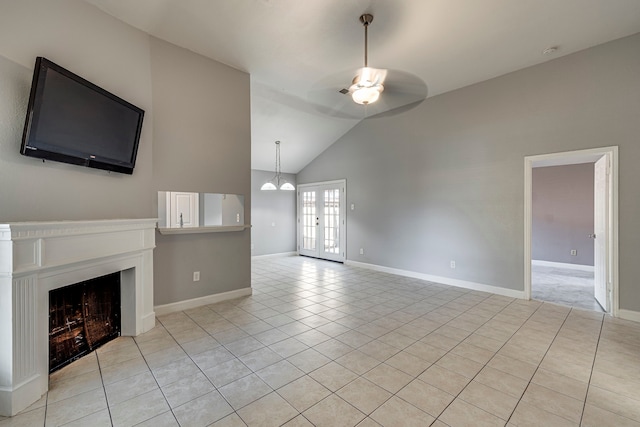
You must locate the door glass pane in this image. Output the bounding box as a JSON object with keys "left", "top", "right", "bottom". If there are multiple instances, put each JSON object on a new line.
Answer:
{"left": 324, "top": 189, "right": 340, "bottom": 254}
{"left": 302, "top": 191, "right": 316, "bottom": 250}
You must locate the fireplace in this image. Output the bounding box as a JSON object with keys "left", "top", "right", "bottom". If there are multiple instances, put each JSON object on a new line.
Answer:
{"left": 49, "top": 272, "right": 121, "bottom": 373}
{"left": 0, "top": 219, "right": 157, "bottom": 416}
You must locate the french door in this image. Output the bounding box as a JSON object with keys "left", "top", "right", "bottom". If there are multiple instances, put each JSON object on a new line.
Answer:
{"left": 298, "top": 180, "right": 346, "bottom": 262}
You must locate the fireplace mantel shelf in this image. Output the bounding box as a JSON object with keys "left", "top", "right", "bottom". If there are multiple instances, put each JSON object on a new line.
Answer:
{"left": 157, "top": 224, "right": 251, "bottom": 235}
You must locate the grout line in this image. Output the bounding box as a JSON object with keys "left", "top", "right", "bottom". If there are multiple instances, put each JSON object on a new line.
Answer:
{"left": 578, "top": 310, "right": 605, "bottom": 425}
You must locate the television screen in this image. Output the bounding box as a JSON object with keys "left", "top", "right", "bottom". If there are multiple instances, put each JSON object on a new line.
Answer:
{"left": 21, "top": 57, "right": 144, "bottom": 174}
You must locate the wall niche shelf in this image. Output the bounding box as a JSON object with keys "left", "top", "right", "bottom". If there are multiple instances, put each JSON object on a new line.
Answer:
{"left": 157, "top": 224, "right": 251, "bottom": 235}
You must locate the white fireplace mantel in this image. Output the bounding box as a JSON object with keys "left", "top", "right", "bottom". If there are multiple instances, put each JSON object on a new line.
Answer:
{"left": 0, "top": 219, "right": 157, "bottom": 417}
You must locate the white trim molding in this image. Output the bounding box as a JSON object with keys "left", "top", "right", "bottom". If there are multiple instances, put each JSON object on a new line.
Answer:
{"left": 345, "top": 260, "right": 525, "bottom": 299}
{"left": 618, "top": 309, "right": 640, "bottom": 323}
{"left": 251, "top": 252, "right": 297, "bottom": 260}
{"left": 0, "top": 219, "right": 157, "bottom": 417}
{"left": 154, "top": 287, "right": 252, "bottom": 316}
{"left": 532, "top": 260, "right": 595, "bottom": 272}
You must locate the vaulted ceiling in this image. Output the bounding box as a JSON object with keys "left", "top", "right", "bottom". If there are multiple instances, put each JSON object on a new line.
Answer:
{"left": 84, "top": 0, "right": 640, "bottom": 173}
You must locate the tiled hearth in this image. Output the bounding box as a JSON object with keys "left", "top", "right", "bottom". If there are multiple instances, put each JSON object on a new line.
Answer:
{"left": 3, "top": 255, "right": 639, "bottom": 426}
{"left": 0, "top": 219, "right": 157, "bottom": 417}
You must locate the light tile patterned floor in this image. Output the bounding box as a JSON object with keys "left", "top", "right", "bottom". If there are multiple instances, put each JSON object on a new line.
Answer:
{"left": 2, "top": 255, "right": 640, "bottom": 426}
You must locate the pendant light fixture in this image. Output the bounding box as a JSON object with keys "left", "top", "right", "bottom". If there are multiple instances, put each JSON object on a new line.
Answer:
{"left": 261, "top": 140, "right": 295, "bottom": 191}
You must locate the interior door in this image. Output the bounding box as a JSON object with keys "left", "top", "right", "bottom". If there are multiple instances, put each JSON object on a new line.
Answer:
{"left": 593, "top": 156, "right": 609, "bottom": 310}
{"left": 298, "top": 181, "right": 346, "bottom": 262}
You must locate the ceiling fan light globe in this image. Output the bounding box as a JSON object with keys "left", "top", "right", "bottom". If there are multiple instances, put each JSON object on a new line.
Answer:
{"left": 352, "top": 86, "right": 382, "bottom": 105}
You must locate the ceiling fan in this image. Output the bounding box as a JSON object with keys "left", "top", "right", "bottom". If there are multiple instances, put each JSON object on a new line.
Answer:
{"left": 309, "top": 13, "right": 427, "bottom": 119}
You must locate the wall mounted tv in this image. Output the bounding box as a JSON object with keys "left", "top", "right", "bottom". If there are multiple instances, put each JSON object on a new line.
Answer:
{"left": 20, "top": 57, "right": 144, "bottom": 175}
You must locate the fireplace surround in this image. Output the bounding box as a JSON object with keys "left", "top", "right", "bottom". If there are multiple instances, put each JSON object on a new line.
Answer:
{"left": 0, "top": 219, "right": 157, "bottom": 416}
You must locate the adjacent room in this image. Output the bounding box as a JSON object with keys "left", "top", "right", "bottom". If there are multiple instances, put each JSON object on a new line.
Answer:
{"left": 1, "top": 1, "right": 640, "bottom": 426}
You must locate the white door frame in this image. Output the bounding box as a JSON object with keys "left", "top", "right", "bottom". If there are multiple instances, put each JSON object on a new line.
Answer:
{"left": 297, "top": 179, "right": 347, "bottom": 262}
{"left": 524, "top": 146, "right": 619, "bottom": 316}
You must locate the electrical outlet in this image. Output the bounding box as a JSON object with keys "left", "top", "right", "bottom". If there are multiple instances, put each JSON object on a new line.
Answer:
{"left": 193, "top": 271, "right": 200, "bottom": 282}
{"left": 359, "top": 248, "right": 364, "bottom": 255}
{"left": 570, "top": 249, "right": 577, "bottom": 256}
{"left": 450, "top": 260, "right": 456, "bottom": 269}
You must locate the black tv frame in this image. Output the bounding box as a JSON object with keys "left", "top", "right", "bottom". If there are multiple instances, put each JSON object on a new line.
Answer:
{"left": 20, "top": 57, "right": 145, "bottom": 175}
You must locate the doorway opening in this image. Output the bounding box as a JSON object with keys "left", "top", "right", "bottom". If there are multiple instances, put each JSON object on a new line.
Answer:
{"left": 297, "top": 180, "right": 346, "bottom": 263}
{"left": 524, "top": 147, "right": 618, "bottom": 315}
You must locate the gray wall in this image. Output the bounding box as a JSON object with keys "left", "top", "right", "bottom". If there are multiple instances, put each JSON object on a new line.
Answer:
{"left": 532, "top": 164, "right": 594, "bottom": 266}
{"left": 0, "top": 0, "right": 153, "bottom": 221}
{"left": 298, "top": 33, "right": 640, "bottom": 312}
{"left": 150, "top": 38, "right": 251, "bottom": 305}
{"left": 251, "top": 170, "right": 297, "bottom": 256}
{"left": 0, "top": 1, "right": 251, "bottom": 307}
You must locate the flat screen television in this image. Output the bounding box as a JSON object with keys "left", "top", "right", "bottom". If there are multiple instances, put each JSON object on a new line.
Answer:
{"left": 20, "top": 57, "right": 144, "bottom": 175}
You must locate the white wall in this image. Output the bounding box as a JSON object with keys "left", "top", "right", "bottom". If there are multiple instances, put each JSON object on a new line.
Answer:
{"left": 298, "top": 33, "right": 640, "bottom": 312}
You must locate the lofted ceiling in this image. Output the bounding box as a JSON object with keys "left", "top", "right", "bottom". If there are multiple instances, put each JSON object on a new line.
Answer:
{"left": 83, "top": 0, "right": 640, "bottom": 173}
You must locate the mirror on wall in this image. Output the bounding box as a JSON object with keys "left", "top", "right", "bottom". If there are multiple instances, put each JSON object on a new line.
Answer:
{"left": 158, "top": 191, "right": 245, "bottom": 228}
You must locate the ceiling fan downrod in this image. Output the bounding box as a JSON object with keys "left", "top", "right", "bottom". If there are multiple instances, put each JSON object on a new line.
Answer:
{"left": 360, "top": 14, "right": 373, "bottom": 68}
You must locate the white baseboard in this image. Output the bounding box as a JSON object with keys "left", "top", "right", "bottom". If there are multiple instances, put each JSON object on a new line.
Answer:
{"left": 154, "top": 287, "right": 252, "bottom": 316}
{"left": 251, "top": 251, "right": 297, "bottom": 260}
{"left": 345, "top": 260, "right": 525, "bottom": 299}
{"left": 618, "top": 309, "right": 640, "bottom": 323}
{"left": 532, "top": 259, "right": 594, "bottom": 272}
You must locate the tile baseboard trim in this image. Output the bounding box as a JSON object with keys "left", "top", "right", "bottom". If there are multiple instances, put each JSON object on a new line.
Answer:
{"left": 345, "top": 260, "right": 525, "bottom": 299}
{"left": 154, "top": 287, "right": 252, "bottom": 316}
{"left": 532, "top": 260, "right": 595, "bottom": 272}
{"left": 251, "top": 251, "right": 297, "bottom": 260}
{"left": 618, "top": 309, "right": 640, "bottom": 323}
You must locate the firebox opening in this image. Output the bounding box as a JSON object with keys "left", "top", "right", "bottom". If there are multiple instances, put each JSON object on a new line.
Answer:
{"left": 49, "top": 271, "right": 121, "bottom": 373}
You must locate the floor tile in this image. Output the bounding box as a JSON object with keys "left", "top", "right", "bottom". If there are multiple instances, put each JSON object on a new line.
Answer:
{"left": 237, "top": 392, "right": 299, "bottom": 427}
{"left": 105, "top": 370, "right": 158, "bottom": 406}
{"left": 109, "top": 388, "right": 169, "bottom": 427}
{"left": 256, "top": 359, "right": 305, "bottom": 389}
{"left": 581, "top": 404, "right": 640, "bottom": 427}
{"left": 396, "top": 378, "right": 454, "bottom": 417}
{"left": 336, "top": 350, "right": 380, "bottom": 375}
{"left": 287, "top": 348, "right": 331, "bottom": 373}
{"left": 474, "top": 366, "right": 529, "bottom": 399}
{"left": 161, "top": 371, "right": 216, "bottom": 408}
{"left": 521, "top": 383, "right": 583, "bottom": 423}
{"left": 439, "top": 398, "right": 505, "bottom": 427}
{"left": 459, "top": 380, "right": 518, "bottom": 420}
{"left": 0, "top": 407, "right": 45, "bottom": 427}
{"left": 337, "top": 377, "right": 392, "bottom": 415}
{"left": 309, "top": 361, "right": 359, "bottom": 392}
{"left": 363, "top": 363, "right": 413, "bottom": 394}
{"left": 172, "top": 390, "right": 234, "bottom": 427}
{"left": 204, "top": 357, "right": 253, "bottom": 387}
{"left": 509, "top": 401, "right": 576, "bottom": 427}
{"left": 384, "top": 350, "right": 432, "bottom": 376}
{"left": 219, "top": 374, "right": 273, "bottom": 410}
{"left": 134, "top": 411, "right": 179, "bottom": 427}
{"left": 370, "top": 395, "right": 435, "bottom": 427}
{"left": 277, "top": 376, "right": 331, "bottom": 412}
{"left": 418, "top": 364, "right": 471, "bottom": 395}
{"left": 303, "top": 394, "right": 365, "bottom": 427}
